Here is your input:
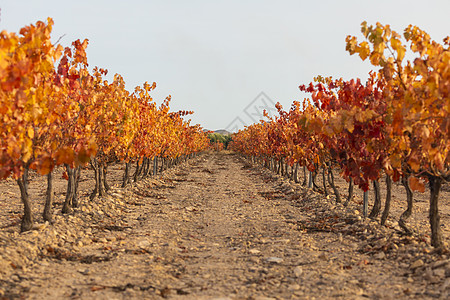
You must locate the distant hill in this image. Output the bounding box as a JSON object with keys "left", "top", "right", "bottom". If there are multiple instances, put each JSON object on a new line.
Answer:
{"left": 214, "top": 129, "right": 231, "bottom": 136}
{"left": 203, "top": 129, "right": 232, "bottom": 136}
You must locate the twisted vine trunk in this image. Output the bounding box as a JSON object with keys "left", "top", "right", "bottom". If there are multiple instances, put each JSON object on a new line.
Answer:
{"left": 98, "top": 163, "right": 105, "bottom": 197}
{"left": 160, "top": 158, "right": 165, "bottom": 173}
{"left": 90, "top": 159, "right": 99, "bottom": 199}
{"left": 344, "top": 177, "right": 354, "bottom": 207}
{"left": 276, "top": 159, "right": 282, "bottom": 175}
{"left": 72, "top": 166, "right": 81, "bottom": 207}
{"left": 43, "top": 171, "right": 53, "bottom": 222}
{"left": 17, "top": 166, "right": 33, "bottom": 232}
{"left": 398, "top": 176, "right": 414, "bottom": 235}
{"left": 369, "top": 180, "right": 381, "bottom": 219}
{"left": 294, "top": 163, "right": 299, "bottom": 183}
{"left": 122, "top": 162, "right": 131, "bottom": 188}
{"left": 102, "top": 164, "right": 110, "bottom": 193}
{"left": 312, "top": 168, "right": 320, "bottom": 191}
{"left": 322, "top": 167, "right": 328, "bottom": 197}
{"left": 381, "top": 175, "right": 392, "bottom": 226}
{"left": 280, "top": 158, "right": 285, "bottom": 176}
{"left": 327, "top": 165, "right": 341, "bottom": 203}
{"left": 302, "top": 166, "right": 307, "bottom": 186}
{"left": 62, "top": 165, "right": 75, "bottom": 213}
{"left": 142, "top": 158, "right": 151, "bottom": 177}
{"left": 153, "top": 158, "right": 158, "bottom": 176}
{"left": 428, "top": 176, "right": 443, "bottom": 248}
{"left": 133, "top": 159, "right": 141, "bottom": 182}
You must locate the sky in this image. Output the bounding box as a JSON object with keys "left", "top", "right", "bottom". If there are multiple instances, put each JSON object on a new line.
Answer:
{"left": 1, "top": 0, "right": 449, "bottom": 131}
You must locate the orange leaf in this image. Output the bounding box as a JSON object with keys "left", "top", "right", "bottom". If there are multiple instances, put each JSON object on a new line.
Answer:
{"left": 36, "top": 156, "right": 54, "bottom": 175}
{"left": 56, "top": 147, "right": 75, "bottom": 165}
{"left": 409, "top": 177, "right": 425, "bottom": 193}
{"left": 407, "top": 155, "right": 421, "bottom": 173}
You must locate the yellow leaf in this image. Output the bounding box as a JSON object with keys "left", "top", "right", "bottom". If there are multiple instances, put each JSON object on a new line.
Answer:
{"left": 390, "top": 153, "right": 402, "bottom": 169}
{"left": 358, "top": 41, "right": 370, "bottom": 61}
{"left": 22, "top": 138, "right": 33, "bottom": 162}
{"left": 27, "top": 127, "right": 34, "bottom": 139}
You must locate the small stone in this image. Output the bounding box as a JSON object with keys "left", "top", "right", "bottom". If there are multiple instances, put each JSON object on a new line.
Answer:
{"left": 32, "top": 223, "right": 47, "bottom": 231}
{"left": 266, "top": 257, "right": 283, "bottom": 264}
{"left": 410, "top": 259, "right": 424, "bottom": 269}
{"left": 138, "top": 240, "right": 150, "bottom": 248}
{"left": 249, "top": 249, "right": 261, "bottom": 255}
{"left": 78, "top": 268, "right": 91, "bottom": 275}
{"left": 98, "top": 237, "right": 108, "bottom": 243}
{"left": 293, "top": 266, "right": 303, "bottom": 277}
{"left": 350, "top": 243, "right": 359, "bottom": 249}
{"left": 318, "top": 253, "right": 328, "bottom": 261}
{"left": 442, "top": 278, "right": 450, "bottom": 290}
{"left": 424, "top": 267, "right": 434, "bottom": 280}
{"left": 374, "top": 252, "right": 386, "bottom": 260}
{"left": 288, "top": 284, "right": 301, "bottom": 290}
{"left": 433, "top": 268, "right": 446, "bottom": 279}
{"left": 106, "top": 236, "right": 116, "bottom": 242}
{"left": 249, "top": 257, "right": 260, "bottom": 263}
{"left": 430, "top": 260, "right": 449, "bottom": 269}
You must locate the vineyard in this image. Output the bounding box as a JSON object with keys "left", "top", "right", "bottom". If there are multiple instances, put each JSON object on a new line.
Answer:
{"left": 0, "top": 19, "right": 449, "bottom": 299}
{"left": 0, "top": 18, "right": 210, "bottom": 233}
{"left": 231, "top": 22, "right": 450, "bottom": 249}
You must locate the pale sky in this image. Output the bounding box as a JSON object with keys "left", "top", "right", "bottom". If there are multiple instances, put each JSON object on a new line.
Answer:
{"left": 1, "top": 0, "right": 449, "bottom": 131}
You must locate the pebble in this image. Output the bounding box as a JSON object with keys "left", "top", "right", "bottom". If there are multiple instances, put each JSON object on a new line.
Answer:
{"left": 249, "top": 249, "right": 261, "bottom": 254}
{"left": 266, "top": 257, "right": 283, "bottom": 264}
{"left": 106, "top": 236, "right": 116, "bottom": 242}
{"left": 433, "top": 268, "right": 446, "bottom": 279}
{"left": 374, "top": 252, "right": 386, "bottom": 260}
{"left": 293, "top": 266, "right": 303, "bottom": 277}
{"left": 78, "top": 268, "right": 91, "bottom": 275}
{"left": 318, "top": 253, "right": 328, "bottom": 261}
{"left": 410, "top": 259, "right": 424, "bottom": 269}
{"left": 11, "top": 274, "right": 20, "bottom": 282}
{"left": 430, "top": 260, "right": 449, "bottom": 269}
{"left": 137, "top": 240, "right": 151, "bottom": 248}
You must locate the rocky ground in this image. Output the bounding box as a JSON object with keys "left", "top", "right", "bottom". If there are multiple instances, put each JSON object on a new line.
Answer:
{"left": 0, "top": 151, "right": 449, "bottom": 299}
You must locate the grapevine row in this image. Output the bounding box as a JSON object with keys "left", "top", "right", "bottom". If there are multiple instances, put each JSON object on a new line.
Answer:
{"left": 0, "top": 18, "right": 210, "bottom": 231}
{"left": 231, "top": 22, "right": 449, "bottom": 249}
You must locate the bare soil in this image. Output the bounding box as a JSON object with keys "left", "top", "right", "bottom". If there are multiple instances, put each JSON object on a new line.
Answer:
{"left": 0, "top": 151, "right": 449, "bottom": 299}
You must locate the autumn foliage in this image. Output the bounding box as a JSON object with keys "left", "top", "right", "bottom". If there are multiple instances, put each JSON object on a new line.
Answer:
{"left": 0, "top": 18, "right": 209, "bottom": 231}
{"left": 0, "top": 18, "right": 208, "bottom": 179}
{"left": 231, "top": 22, "right": 449, "bottom": 248}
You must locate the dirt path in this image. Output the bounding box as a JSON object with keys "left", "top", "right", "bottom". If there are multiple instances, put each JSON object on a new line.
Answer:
{"left": 0, "top": 152, "right": 449, "bottom": 299}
